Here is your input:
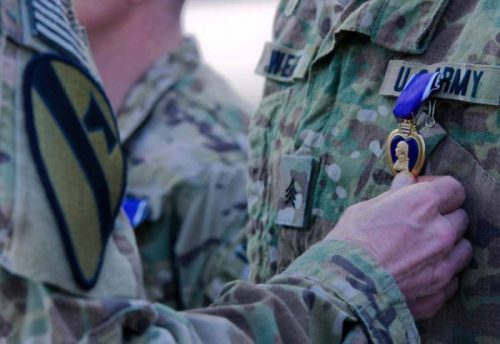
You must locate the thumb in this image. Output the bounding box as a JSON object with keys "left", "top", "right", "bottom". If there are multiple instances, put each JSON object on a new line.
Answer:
{"left": 391, "top": 171, "right": 416, "bottom": 191}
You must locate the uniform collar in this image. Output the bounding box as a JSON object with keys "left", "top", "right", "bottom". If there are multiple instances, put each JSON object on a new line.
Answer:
{"left": 116, "top": 36, "right": 201, "bottom": 143}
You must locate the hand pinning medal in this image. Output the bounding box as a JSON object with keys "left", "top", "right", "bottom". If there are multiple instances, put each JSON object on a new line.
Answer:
{"left": 386, "top": 72, "right": 442, "bottom": 176}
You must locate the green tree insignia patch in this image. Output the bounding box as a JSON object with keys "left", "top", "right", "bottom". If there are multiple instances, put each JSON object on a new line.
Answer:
{"left": 23, "top": 54, "right": 125, "bottom": 290}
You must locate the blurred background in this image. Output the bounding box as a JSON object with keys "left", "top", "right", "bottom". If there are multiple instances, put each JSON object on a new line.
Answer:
{"left": 184, "top": 0, "right": 280, "bottom": 111}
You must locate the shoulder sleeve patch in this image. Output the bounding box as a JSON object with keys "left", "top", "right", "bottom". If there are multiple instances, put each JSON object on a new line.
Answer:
{"left": 23, "top": 54, "right": 126, "bottom": 290}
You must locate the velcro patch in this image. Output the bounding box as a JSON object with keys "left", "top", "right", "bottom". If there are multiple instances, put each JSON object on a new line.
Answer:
{"left": 28, "top": 0, "right": 88, "bottom": 66}
{"left": 23, "top": 55, "right": 125, "bottom": 290}
{"left": 275, "top": 155, "right": 315, "bottom": 229}
{"left": 255, "top": 42, "right": 316, "bottom": 83}
{"left": 380, "top": 60, "right": 500, "bottom": 106}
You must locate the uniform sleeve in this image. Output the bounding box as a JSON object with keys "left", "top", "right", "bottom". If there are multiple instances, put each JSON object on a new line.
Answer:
{"left": 1, "top": 240, "right": 418, "bottom": 342}
{"left": 150, "top": 240, "right": 418, "bottom": 343}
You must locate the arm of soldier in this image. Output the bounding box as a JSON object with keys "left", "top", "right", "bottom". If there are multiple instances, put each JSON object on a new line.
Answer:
{"left": 136, "top": 173, "right": 439, "bottom": 343}
{"left": 4, "top": 174, "right": 467, "bottom": 342}
{"left": 0, "top": 240, "right": 410, "bottom": 343}
{"left": 150, "top": 173, "right": 471, "bottom": 342}
{"left": 120, "top": 238, "right": 413, "bottom": 343}
{"left": 138, "top": 173, "right": 472, "bottom": 343}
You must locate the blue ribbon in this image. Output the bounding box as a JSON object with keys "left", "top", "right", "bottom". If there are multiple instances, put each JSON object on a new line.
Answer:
{"left": 393, "top": 72, "right": 442, "bottom": 119}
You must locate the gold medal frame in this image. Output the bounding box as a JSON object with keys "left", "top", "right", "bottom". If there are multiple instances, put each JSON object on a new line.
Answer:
{"left": 385, "top": 128, "right": 426, "bottom": 177}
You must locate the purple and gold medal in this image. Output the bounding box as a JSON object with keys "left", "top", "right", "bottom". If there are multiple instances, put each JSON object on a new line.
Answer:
{"left": 386, "top": 72, "right": 442, "bottom": 176}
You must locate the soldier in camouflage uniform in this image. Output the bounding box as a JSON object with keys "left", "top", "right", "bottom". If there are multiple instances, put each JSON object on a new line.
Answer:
{"left": 75, "top": 0, "right": 250, "bottom": 309}
{"left": 250, "top": 0, "right": 499, "bottom": 341}
{"left": 0, "top": 0, "right": 471, "bottom": 342}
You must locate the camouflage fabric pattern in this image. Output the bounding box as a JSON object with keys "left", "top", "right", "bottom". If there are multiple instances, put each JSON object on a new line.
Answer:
{"left": 248, "top": 0, "right": 499, "bottom": 341}
{"left": 117, "top": 37, "right": 251, "bottom": 309}
{"left": 1, "top": 240, "right": 419, "bottom": 343}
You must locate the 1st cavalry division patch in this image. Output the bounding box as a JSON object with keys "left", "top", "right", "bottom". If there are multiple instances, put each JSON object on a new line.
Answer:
{"left": 23, "top": 55, "right": 125, "bottom": 290}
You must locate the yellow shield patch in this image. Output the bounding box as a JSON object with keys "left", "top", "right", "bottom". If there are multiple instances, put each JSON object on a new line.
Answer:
{"left": 23, "top": 55, "right": 125, "bottom": 290}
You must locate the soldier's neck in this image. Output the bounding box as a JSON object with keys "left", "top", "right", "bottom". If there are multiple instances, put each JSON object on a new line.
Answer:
{"left": 87, "top": 8, "right": 183, "bottom": 112}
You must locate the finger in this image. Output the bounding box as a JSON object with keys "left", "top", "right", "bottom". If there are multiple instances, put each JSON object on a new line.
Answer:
{"left": 443, "top": 239, "right": 473, "bottom": 276}
{"left": 390, "top": 171, "right": 416, "bottom": 191}
{"left": 423, "top": 239, "right": 472, "bottom": 296}
{"left": 408, "top": 277, "right": 459, "bottom": 320}
{"left": 430, "top": 176, "right": 466, "bottom": 214}
{"left": 443, "top": 208, "right": 469, "bottom": 243}
{"left": 406, "top": 239, "right": 471, "bottom": 299}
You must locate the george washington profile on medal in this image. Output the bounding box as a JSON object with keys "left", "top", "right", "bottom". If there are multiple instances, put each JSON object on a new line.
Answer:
{"left": 393, "top": 141, "right": 410, "bottom": 172}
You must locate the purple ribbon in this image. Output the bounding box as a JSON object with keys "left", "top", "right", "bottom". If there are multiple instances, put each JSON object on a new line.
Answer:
{"left": 393, "top": 72, "right": 442, "bottom": 119}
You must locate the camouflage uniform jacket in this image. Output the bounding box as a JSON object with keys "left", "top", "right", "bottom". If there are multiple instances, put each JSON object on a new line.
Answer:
{"left": 249, "top": 0, "right": 499, "bottom": 341}
{"left": 0, "top": 1, "right": 421, "bottom": 342}
{"left": 117, "top": 37, "right": 251, "bottom": 309}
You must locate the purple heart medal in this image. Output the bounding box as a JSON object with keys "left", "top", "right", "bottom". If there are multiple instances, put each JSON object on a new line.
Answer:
{"left": 386, "top": 72, "right": 442, "bottom": 176}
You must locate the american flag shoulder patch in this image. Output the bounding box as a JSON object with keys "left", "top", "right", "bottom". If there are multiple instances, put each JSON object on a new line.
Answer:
{"left": 27, "top": 0, "right": 88, "bottom": 66}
